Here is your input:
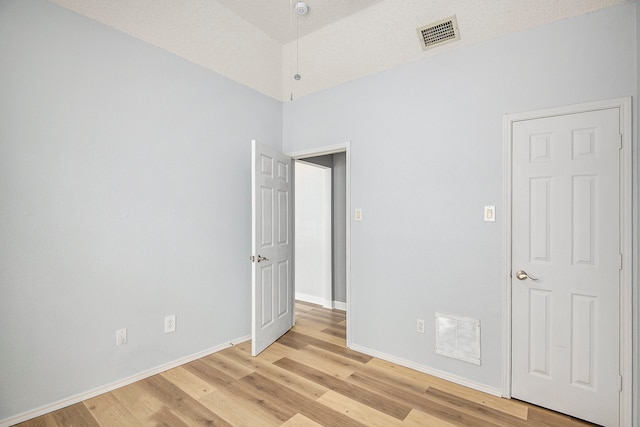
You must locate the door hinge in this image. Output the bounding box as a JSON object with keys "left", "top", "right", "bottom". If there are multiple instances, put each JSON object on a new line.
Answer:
{"left": 618, "top": 134, "right": 623, "bottom": 150}
{"left": 619, "top": 253, "right": 623, "bottom": 270}
{"left": 618, "top": 375, "right": 623, "bottom": 391}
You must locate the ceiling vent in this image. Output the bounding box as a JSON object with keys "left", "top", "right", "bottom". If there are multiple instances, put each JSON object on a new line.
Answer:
{"left": 417, "top": 15, "right": 460, "bottom": 51}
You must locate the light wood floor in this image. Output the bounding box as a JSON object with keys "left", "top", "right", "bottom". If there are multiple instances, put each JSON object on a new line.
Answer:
{"left": 16, "top": 301, "right": 597, "bottom": 426}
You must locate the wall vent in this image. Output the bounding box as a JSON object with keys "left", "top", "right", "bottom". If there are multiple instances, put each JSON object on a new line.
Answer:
{"left": 435, "top": 312, "right": 481, "bottom": 365}
{"left": 417, "top": 16, "right": 460, "bottom": 51}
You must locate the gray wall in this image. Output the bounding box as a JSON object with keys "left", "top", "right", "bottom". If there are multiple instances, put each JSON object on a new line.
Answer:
{"left": 283, "top": 2, "right": 638, "bottom": 391}
{"left": 636, "top": 1, "right": 640, "bottom": 422}
{"left": 332, "top": 152, "right": 347, "bottom": 304}
{"left": 0, "top": 0, "right": 281, "bottom": 420}
{"left": 303, "top": 155, "right": 333, "bottom": 168}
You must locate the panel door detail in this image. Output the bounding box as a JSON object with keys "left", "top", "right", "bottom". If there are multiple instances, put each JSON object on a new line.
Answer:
{"left": 511, "top": 108, "right": 620, "bottom": 426}
{"left": 251, "top": 141, "right": 294, "bottom": 356}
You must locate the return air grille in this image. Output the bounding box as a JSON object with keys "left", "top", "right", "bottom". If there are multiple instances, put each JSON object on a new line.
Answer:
{"left": 435, "top": 312, "right": 481, "bottom": 365}
{"left": 417, "top": 16, "right": 460, "bottom": 50}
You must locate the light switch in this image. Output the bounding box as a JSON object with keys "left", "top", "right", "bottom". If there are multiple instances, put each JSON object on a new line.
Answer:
{"left": 354, "top": 208, "right": 362, "bottom": 221}
{"left": 484, "top": 206, "right": 495, "bottom": 222}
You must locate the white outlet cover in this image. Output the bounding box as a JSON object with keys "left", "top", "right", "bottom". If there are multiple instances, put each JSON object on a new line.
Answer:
{"left": 116, "top": 328, "right": 127, "bottom": 346}
{"left": 165, "top": 315, "right": 176, "bottom": 333}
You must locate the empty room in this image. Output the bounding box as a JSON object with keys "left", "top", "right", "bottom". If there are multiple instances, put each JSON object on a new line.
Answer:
{"left": 1, "top": 0, "right": 638, "bottom": 426}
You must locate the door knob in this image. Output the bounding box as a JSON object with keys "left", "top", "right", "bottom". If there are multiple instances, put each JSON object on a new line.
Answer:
{"left": 250, "top": 255, "right": 269, "bottom": 262}
{"left": 516, "top": 270, "right": 538, "bottom": 281}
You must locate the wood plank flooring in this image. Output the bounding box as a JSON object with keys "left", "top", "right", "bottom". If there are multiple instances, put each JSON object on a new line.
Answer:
{"left": 15, "top": 301, "right": 597, "bottom": 426}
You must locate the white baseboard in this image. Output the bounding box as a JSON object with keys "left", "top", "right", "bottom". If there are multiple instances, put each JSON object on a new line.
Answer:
{"left": 0, "top": 334, "right": 251, "bottom": 427}
{"left": 348, "top": 343, "right": 503, "bottom": 398}
{"left": 332, "top": 300, "right": 347, "bottom": 311}
{"left": 294, "top": 294, "right": 346, "bottom": 311}
{"left": 295, "top": 292, "right": 332, "bottom": 308}
{"left": 3, "top": 335, "right": 501, "bottom": 426}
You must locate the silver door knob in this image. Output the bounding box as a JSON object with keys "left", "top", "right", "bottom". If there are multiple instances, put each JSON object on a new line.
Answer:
{"left": 516, "top": 270, "right": 538, "bottom": 281}
{"left": 257, "top": 255, "right": 269, "bottom": 262}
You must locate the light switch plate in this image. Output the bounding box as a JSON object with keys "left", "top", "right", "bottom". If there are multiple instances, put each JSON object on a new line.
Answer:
{"left": 354, "top": 208, "right": 362, "bottom": 221}
{"left": 484, "top": 206, "right": 496, "bottom": 222}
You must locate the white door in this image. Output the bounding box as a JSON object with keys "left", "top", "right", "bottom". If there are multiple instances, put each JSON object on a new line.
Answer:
{"left": 251, "top": 140, "right": 294, "bottom": 356}
{"left": 511, "top": 108, "right": 621, "bottom": 426}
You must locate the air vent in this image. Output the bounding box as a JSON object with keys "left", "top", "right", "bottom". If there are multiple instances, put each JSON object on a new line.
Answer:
{"left": 435, "top": 312, "right": 481, "bottom": 365}
{"left": 417, "top": 15, "right": 460, "bottom": 51}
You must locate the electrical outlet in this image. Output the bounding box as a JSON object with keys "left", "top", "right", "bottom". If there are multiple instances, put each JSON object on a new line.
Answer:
{"left": 165, "top": 315, "right": 176, "bottom": 333}
{"left": 116, "top": 328, "right": 127, "bottom": 346}
{"left": 416, "top": 319, "right": 425, "bottom": 334}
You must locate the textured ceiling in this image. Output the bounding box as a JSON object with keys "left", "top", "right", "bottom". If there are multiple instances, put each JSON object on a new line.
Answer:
{"left": 47, "top": 0, "right": 632, "bottom": 101}
{"left": 215, "top": 0, "right": 385, "bottom": 44}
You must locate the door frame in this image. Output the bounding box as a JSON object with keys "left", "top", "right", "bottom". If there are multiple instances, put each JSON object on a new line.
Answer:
{"left": 501, "top": 98, "right": 633, "bottom": 426}
{"left": 288, "top": 142, "right": 352, "bottom": 347}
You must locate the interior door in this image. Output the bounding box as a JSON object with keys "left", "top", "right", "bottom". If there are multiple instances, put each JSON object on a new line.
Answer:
{"left": 251, "top": 140, "right": 294, "bottom": 356}
{"left": 511, "top": 108, "right": 621, "bottom": 426}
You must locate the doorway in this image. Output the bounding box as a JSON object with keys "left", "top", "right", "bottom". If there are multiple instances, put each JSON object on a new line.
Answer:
{"left": 251, "top": 141, "right": 350, "bottom": 355}
{"left": 289, "top": 143, "right": 351, "bottom": 343}
{"left": 294, "top": 154, "right": 347, "bottom": 311}
{"left": 294, "top": 159, "right": 332, "bottom": 308}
